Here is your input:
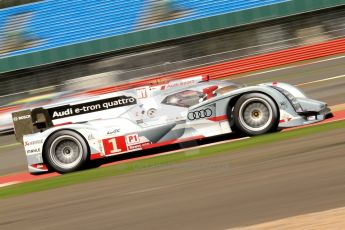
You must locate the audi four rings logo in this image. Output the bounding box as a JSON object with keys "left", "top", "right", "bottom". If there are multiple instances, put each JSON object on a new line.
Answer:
{"left": 188, "top": 108, "right": 213, "bottom": 120}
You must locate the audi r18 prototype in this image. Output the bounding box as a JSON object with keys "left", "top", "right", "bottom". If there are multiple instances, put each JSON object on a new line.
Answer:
{"left": 12, "top": 76, "right": 332, "bottom": 173}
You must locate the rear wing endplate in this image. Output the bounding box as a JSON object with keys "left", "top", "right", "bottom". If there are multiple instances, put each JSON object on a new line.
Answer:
{"left": 12, "top": 108, "right": 53, "bottom": 144}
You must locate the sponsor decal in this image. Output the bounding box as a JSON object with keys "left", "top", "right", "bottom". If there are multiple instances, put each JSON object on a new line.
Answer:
{"left": 125, "top": 134, "right": 151, "bottom": 151}
{"left": 107, "top": 129, "right": 121, "bottom": 135}
{"left": 102, "top": 136, "right": 128, "bottom": 155}
{"left": 126, "top": 134, "right": 140, "bottom": 145}
{"left": 167, "top": 80, "right": 196, "bottom": 89}
{"left": 127, "top": 142, "right": 151, "bottom": 151}
{"left": 136, "top": 119, "right": 144, "bottom": 124}
{"left": 88, "top": 134, "right": 95, "bottom": 140}
{"left": 26, "top": 148, "right": 41, "bottom": 154}
{"left": 13, "top": 114, "right": 31, "bottom": 122}
{"left": 102, "top": 134, "right": 151, "bottom": 155}
{"left": 188, "top": 108, "right": 213, "bottom": 120}
{"left": 136, "top": 88, "right": 148, "bottom": 99}
{"left": 48, "top": 95, "right": 137, "bottom": 119}
{"left": 24, "top": 140, "right": 43, "bottom": 146}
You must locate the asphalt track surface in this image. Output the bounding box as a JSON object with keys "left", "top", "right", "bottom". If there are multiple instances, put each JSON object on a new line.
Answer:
{"left": 1, "top": 127, "right": 345, "bottom": 230}
{"left": 0, "top": 55, "right": 345, "bottom": 229}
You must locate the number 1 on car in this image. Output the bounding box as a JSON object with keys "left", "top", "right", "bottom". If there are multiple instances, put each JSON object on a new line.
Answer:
{"left": 108, "top": 138, "right": 122, "bottom": 153}
{"left": 102, "top": 136, "right": 128, "bottom": 155}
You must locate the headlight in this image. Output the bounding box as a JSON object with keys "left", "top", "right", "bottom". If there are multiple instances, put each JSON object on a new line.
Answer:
{"left": 273, "top": 87, "right": 303, "bottom": 113}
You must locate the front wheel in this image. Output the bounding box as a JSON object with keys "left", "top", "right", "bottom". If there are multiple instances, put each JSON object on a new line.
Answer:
{"left": 233, "top": 93, "right": 279, "bottom": 136}
{"left": 44, "top": 130, "right": 89, "bottom": 173}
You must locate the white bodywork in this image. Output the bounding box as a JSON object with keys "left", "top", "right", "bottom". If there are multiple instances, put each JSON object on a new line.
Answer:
{"left": 14, "top": 76, "right": 331, "bottom": 173}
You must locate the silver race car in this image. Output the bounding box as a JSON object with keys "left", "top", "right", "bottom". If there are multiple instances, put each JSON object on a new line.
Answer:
{"left": 12, "top": 76, "right": 332, "bottom": 173}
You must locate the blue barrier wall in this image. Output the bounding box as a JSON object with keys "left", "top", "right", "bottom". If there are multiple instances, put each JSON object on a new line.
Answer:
{"left": 0, "top": 0, "right": 287, "bottom": 57}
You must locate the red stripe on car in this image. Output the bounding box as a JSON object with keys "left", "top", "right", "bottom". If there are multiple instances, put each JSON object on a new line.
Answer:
{"left": 208, "top": 115, "right": 227, "bottom": 122}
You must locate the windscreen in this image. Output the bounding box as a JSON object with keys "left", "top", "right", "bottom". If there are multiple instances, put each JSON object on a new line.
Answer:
{"left": 162, "top": 90, "right": 204, "bottom": 108}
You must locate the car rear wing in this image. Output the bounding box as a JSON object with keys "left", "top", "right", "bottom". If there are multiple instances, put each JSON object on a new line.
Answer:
{"left": 12, "top": 108, "right": 54, "bottom": 144}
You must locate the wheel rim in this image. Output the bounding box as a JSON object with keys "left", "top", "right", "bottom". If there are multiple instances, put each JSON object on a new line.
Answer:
{"left": 49, "top": 135, "right": 83, "bottom": 169}
{"left": 238, "top": 98, "right": 273, "bottom": 132}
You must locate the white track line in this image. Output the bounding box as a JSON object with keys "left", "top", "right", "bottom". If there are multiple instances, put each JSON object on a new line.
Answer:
{"left": 296, "top": 74, "right": 345, "bottom": 86}
{"left": 230, "top": 54, "right": 345, "bottom": 80}
{"left": 0, "top": 181, "right": 20, "bottom": 188}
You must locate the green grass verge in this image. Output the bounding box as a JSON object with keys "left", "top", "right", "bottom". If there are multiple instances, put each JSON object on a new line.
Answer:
{"left": 1, "top": 120, "right": 345, "bottom": 199}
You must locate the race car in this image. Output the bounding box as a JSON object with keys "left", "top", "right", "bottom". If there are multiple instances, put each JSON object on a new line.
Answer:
{"left": 12, "top": 76, "right": 332, "bottom": 174}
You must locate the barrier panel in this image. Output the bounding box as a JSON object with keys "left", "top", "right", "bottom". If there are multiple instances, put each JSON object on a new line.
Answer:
{"left": 87, "top": 37, "right": 345, "bottom": 95}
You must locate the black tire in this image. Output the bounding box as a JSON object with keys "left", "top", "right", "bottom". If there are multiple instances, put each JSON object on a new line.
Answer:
{"left": 226, "top": 105, "right": 243, "bottom": 137}
{"left": 44, "top": 130, "right": 89, "bottom": 173}
{"left": 233, "top": 93, "right": 279, "bottom": 136}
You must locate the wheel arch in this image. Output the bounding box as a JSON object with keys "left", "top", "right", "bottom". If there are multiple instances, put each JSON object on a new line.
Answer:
{"left": 226, "top": 91, "right": 281, "bottom": 128}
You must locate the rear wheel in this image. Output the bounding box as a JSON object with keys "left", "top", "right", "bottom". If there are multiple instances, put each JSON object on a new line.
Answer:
{"left": 233, "top": 93, "right": 279, "bottom": 136}
{"left": 44, "top": 130, "right": 89, "bottom": 173}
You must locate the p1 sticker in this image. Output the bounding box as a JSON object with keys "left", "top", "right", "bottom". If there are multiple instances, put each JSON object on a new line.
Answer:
{"left": 126, "top": 133, "right": 140, "bottom": 145}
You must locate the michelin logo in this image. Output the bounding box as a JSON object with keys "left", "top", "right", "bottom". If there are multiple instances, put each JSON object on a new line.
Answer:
{"left": 48, "top": 95, "right": 137, "bottom": 119}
